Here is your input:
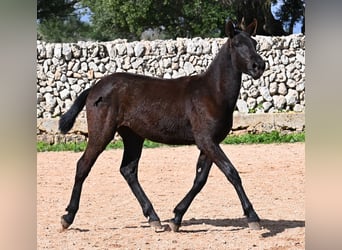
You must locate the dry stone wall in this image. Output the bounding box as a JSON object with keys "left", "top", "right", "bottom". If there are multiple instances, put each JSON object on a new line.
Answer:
{"left": 36, "top": 35, "right": 305, "bottom": 143}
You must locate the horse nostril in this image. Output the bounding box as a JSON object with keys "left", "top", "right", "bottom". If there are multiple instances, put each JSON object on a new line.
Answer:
{"left": 253, "top": 61, "right": 265, "bottom": 71}
{"left": 252, "top": 62, "right": 259, "bottom": 70}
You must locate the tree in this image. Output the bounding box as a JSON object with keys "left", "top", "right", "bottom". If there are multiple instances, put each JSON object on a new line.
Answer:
{"left": 82, "top": 0, "right": 306, "bottom": 41}
{"left": 274, "top": 0, "right": 305, "bottom": 34}
{"left": 37, "top": 0, "right": 91, "bottom": 42}
{"left": 81, "top": 0, "right": 234, "bottom": 41}
{"left": 80, "top": 0, "right": 154, "bottom": 41}
{"left": 37, "top": 0, "right": 305, "bottom": 42}
{"left": 181, "top": 0, "right": 234, "bottom": 38}
{"left": 37, "top": 0, "right": 80, "bottom": 21}
{"left": 37, "top": 16, "right": 91, "bottom": 42}
{"left": 219, "top": 0, "right": 288, "bottom": 35}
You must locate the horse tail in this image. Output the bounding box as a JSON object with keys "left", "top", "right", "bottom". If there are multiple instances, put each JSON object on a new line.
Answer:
{"left": 59, "top": 88, "right": 91, "bottom": 134}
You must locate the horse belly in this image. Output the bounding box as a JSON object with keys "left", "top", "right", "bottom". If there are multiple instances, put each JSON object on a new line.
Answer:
{"left": 153, "top": 118, "right": 195, "bottom": 145}
{"left": 126, "top": 115, "right": 195, "bottom": 145}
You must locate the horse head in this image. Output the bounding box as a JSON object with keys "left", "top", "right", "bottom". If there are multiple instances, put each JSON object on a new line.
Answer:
{"left": 226, "top": 18, "right": 265, "bottom": 80}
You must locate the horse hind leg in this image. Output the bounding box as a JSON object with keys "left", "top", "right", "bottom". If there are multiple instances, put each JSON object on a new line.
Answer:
{"left": 61, "top": 144, "right": 103, "bottom": 230}
{"left": 118, "top": 128, "right": 167, "bottom": 232}
{"left": 61, "top": 114, "right": 116, "bottom": 230}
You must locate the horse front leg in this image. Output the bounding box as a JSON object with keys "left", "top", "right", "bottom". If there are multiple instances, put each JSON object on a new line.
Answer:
{"left": 197, "top": 139, "right": 261, "bottom": 230}
{"left": 170, "top": 151, "right": 212, "bottom": 232}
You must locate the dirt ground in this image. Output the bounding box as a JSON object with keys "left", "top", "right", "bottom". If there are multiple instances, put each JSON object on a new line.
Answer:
{"left": 37, "top": 143, "right": 305, "bottom": 250}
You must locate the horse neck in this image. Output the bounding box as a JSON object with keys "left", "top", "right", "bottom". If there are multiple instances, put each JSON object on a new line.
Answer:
{"left": 204, "top": 41, "right": 242, "bottom": 107}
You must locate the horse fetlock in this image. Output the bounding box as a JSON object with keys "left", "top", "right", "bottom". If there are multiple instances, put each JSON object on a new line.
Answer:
{"left": 248, "top": 221, "right": 261, "bottom": 230}
{"left": 149, "top": 220, "right": 162, "bottom": 228}
{"left": 148, "top": 220, "right": 169, "bottom": 232}
{"left": 148, "top": 219, "right": 174, "bottom": 232}
{"left": 247, "top": 212, "right": 261, "bottom": 230}
{"left": 246, "top": 209, "right": 260, "bottom": 222}
{"left": 168, "top": 219, "right": 181, "bottom": 232}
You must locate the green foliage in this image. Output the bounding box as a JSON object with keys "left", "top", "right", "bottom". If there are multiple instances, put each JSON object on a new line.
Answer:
{"left": 37, "top": 132, "right": 304, "bottom": 152}
{"left": 80, "top": 0, "right": 150, "bottom": 40}
{"left": 37, "top": 16, "right": 91, "bottom": 42}
{"left": 37, "top": 0, "right": 91, "bottom": 42}
{"left": 37, "top": 0, "right": 80, "bottom": 21}
{"left": 37, "top": 0, "right": 305, "bottom": 42}
{"left": 181, "top": 0, "right": 233, "bottom": 38}
{"left": 81, "top": 0, "right": 234, "bottom": 41}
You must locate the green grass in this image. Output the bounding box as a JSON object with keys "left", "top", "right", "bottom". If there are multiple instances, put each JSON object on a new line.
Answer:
{"left": 223, "top": 131, "right": 305, "bottom": 144}
{"left": 37, "top": 131, "right": 305, "bottom": 152}
{"left": 37, "top": 141, "right": 89, "bottom": 152}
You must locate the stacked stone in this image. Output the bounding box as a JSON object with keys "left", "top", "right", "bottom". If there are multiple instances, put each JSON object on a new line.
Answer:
{"left": 36, "top": 34, "right": 305, "bottom": 118}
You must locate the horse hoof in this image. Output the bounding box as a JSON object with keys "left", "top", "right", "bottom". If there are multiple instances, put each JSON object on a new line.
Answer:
{"left": 61, "top": 216, "right": 71, "bottom": 230}
{"left": 162, "top": 224, "right": 172, "bottom": 232}
{"left": 149, "top": 221, "right": 172, "bottom": 232}
{"left": 149, "top": 221, "right": 163, "bottom": 232}
{"left": 248, "top": 221, "right": 261, "bottom": 230}
{"left": 168, "top": 221, "right": 180, "bottom": 232}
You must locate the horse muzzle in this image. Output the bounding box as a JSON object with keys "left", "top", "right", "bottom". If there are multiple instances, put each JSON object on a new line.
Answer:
{"left": 249, "top": 59, "right": 265, "bottom": 80}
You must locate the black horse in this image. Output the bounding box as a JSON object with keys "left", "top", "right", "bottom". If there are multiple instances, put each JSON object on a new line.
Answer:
{"left": 59, "top": 19, "right": 265, "bottom": 232}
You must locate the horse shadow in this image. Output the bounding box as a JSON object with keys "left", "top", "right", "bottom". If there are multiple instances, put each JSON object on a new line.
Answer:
{"left": 67, "top": 227, "right": 90, "bottom": 232}
{"left": 66, "top": 218, "right": 304, "bottom": 237}
{"left": 176, "top": 217, "right": 305, "bottom": 237}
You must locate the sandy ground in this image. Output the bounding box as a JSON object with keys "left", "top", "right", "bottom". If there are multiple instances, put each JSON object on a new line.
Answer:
{"left": 37, "top": 143, "right": 305, "bottom": 249}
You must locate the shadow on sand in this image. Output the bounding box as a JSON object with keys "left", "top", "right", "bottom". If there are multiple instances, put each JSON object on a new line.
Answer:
{"left": 176, "top": 217, "right": 305, "bottom": 237}
{"left": 66, "top": 217, "right": 304, "bottom": 237}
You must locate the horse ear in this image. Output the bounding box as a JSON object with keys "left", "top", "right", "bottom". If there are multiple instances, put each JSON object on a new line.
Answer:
{"left": 225, "top": 20, "right": 235, "bottom": 38}
{"left": 246, "top": 18, "right": 258, "bottom": 36}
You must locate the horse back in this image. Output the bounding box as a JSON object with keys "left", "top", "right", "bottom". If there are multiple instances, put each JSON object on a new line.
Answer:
{"left": 87, "top": 72, "right": 197, "bottom": 144}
